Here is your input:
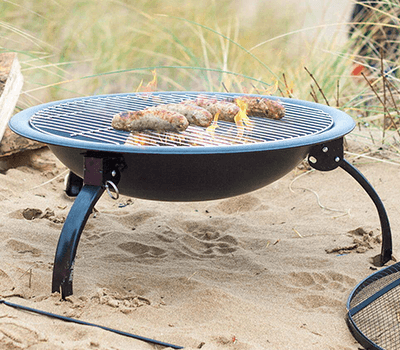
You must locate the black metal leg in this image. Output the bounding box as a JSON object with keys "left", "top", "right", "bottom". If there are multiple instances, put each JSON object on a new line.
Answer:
{"left": 309, "top": 139, "right": 393, "bottom": 266}
{"left": 65, "top": 171, "right": 84, "bottom": 197}
{"left": 52, "top": 184, "right": 105, "bottom": 299}
{"left": 339, "top": 159, "right": 392, "bottom": 265}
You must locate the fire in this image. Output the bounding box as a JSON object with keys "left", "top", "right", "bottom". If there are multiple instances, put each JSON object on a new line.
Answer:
{"left": 145, "top": 69, "right": 158, "bottom": 91}
{"left": 126, "top": 133, "right": 148, "bottom": 146}
{"left": 206, "top": 111, "right": 220, "bottom": 138}
{"left": 265, "top": 79, "right": 279, "bottom": 95}
{"left": 234, "top": 99, "right": 253, "bottom": 138}
{"left": 136, "top": 70, "right": 158, "bottom": 98}
{"left": 133, "top": 134, "right": 147, "bottom": 146}
{"left": 135, "top": 80, "right": 143, "bottom": 92}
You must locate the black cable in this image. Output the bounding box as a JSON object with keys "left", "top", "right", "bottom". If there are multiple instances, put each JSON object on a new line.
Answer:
{"left": 0, "top": 299, "right": 183, "bottom": 349}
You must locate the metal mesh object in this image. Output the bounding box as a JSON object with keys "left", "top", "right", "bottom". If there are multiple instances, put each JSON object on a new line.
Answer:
{"left": 347, "top": 262, "right": 400, "bottom": 350}
{"left": 28, "top": 92, "right": 333, "bottom": 147}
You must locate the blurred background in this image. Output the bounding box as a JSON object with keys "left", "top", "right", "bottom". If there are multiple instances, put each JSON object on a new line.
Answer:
{"left": 0, "top": 0, "right": 357, "bottom": 108}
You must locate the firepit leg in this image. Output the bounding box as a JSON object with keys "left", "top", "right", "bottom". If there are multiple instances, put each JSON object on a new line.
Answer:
{"left": 52, "top": 184, "right": 105, "bottom": 299}
{"left": 65, "top": 171, "right": 83, "bottom": 197}
{"left": 339, "top": 159, "right": 392, "bottom": 265}
{"left": 308, "top": 139, "right": 393, "bottom": 266}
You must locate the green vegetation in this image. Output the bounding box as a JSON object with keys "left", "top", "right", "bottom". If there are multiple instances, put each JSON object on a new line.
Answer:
{"left": 0, "top": 1, "right": 350, "bottom": 102}
{"left": 1, "top": 0, "right": 400, "bottom": 151}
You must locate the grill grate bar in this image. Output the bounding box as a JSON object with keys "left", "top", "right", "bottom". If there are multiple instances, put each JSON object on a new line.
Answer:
{"left": 29, "top": 93, "right": 334, "bottom": 148}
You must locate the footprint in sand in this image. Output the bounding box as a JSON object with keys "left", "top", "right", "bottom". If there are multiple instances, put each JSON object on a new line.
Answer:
{"left": 6, "top": 239, "right": 42, "bottom": 257}
{"left": 118, "top": 210, "right": 158, "bottom": 229}
{"left": 118, "top": 241, "right": 167, "bottom": 259}
{"left": 0, "top": 269, "right": 14, "bottom": 293}
{"left": 285, "top": 271, "right": 357, "bottom": 310}
{"left": 215, "top": 194, "right": 262, "bottom": 214}
{"left": 0, "top": 321, "right": 46, "bottom": 348}
{"left": 176, "top": 221, "right": 238, "bottom": 259}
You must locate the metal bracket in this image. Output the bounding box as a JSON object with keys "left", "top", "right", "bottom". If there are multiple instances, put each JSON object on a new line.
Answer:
{"left": 65, "top": 154, "right": 125, "bottom": 197}
{"left": 308, "top": 138, "right": 344, "bottom": 171}
{"left": 84, "top": 154, "right": 123, "bottom": 187}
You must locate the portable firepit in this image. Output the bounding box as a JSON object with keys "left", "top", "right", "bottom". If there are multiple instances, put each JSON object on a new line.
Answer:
{"left": 9, "top": 91, "right": 393, "bottom": 300}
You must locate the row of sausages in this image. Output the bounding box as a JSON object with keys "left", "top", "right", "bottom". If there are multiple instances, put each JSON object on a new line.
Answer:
{"left": 111, "top": 96, "right": 285, "bottom": 133}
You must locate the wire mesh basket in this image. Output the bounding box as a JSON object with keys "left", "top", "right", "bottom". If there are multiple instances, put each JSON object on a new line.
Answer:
{"left": 347, "top": 262, "right": 400, "bottom": 350}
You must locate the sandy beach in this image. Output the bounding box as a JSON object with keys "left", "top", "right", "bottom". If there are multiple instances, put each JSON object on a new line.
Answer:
{"left": 0, "top": 124, "right": 398, "bottom": 349}
{"left": 3, "top": 0, "right": 400, "bottom": 348}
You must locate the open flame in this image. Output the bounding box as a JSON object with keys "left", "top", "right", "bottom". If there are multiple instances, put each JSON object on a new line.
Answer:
{"left": 127, "top": 134, "right": 148, "bottom": 146}
{"left": 234, "top": 99, "right": 253, "bottom": 138}
{"left": 206, "top": 111, "right": 220, "bottom": 138}
{"left": 136, "top": 70, "right": 158, "bottom": 101}
{"left": 205, "top": 100, "right": 253, "bottom": 140}
{"left": 145, "top": 70, "right": 158, "bottom": 92}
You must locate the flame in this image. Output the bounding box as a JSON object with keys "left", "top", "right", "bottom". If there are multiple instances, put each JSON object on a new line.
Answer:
{"left": 135, "top": 79, "right": 144, "bottom": 92}
{"left": 136, "top": 70, "right": 158, "bottom": 100}
{"left": 234, "top": 99, "right": 253, "bottom": 138}
{"left": 251, "top": 80, "right": 279, "bottom": 96}
{"left": 157, "top": 132, "right": 185, "bottom": 145}
{"left": 145, "top": 70, "right": 158, "bottom": 91}
{"left": 134, "top": 134, "right": 147, "bottom": 146}
{"left": 206, "top": 111, "right": 220, "bottom": 138}
{"left": 265, "top": 79, "right": 279, "bottom": 95}
{"left": 125, "top": 133, "right": 148, "bottom": 146}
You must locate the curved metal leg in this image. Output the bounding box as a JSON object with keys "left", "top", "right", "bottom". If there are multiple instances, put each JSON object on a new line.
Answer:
{"left": 52, "top": 184, "right": 105, "bottom": 299}
{"left": 65, "top": 171, "right": 83, "bottom": 197}
{"left": 309, "top": 140, "right": 393, "bottom": 266}
{"left": 340, "top": 159, "right": 392, "bottom": 265}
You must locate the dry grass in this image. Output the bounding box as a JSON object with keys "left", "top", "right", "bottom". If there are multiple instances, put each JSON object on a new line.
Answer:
{"left": 1, "top": 0, "right": 400, "bottom": 154}
{"left": 0, "top": 1, "right": 350, "bottom": 100}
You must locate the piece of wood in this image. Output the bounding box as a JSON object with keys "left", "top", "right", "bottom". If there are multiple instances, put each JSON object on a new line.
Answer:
{"left": 0, "top": 127, "right": 45, "bottom": 158}
{"left": 0, "top": 52, "right": 24, "bottom": 142}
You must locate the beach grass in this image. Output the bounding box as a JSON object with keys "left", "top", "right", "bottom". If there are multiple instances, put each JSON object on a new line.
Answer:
{"left": 1, "top": 0, "right": 400, "bottom": 151}
{"left": 0, "top": 1, "right": 350, "bottom": 99}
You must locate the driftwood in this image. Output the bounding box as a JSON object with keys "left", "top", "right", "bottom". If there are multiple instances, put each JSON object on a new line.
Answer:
{"left": 0, "top": 52, "right": 23, "bottom": 141}
{"left": 0, "top": 52, "right": 44, "bottom": 158}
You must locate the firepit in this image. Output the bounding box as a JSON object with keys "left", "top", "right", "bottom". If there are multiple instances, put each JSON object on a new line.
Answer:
{"left": 9, "top": 91, "right": 393, "bottom": 299}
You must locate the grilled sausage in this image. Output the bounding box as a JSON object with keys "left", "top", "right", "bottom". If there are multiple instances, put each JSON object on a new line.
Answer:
{"left": 192, "top": 98, "right": 240, "bottom": 122}
{"left": 112, "top": 107, "right": 189, "bottom": 132}
{"left": 233, "top": 96, "right": 285, "bottom": 120}
{"left": 188, "top": 95, "right": 285, "bottom": 121}
{"left": 162, "top": 102, "right": 213, "bottom": 127}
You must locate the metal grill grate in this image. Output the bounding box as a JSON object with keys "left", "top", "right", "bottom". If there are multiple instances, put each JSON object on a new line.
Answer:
{"left": 29, "top": 92, "right": 333, "bottom": 148}
{"left": 348, "top": 262, "right": 400, "bottom": 350}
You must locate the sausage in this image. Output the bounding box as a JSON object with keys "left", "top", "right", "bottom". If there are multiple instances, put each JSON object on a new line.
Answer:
{"left": 162, "top": 102, "right": 213, "bottom": 127}
{"left": 234, "top": 96, "right": 285, "bottom": 120}
{"left": 192, "top": 98, "right": 240, "bottom": 122}
{"left": 112, "top": 95, "right": 285, "bottom": 134}
{"left": 112, "top": 107, "right": 189, "bottom": 132}
{"left": 189, "top": 95, "right": 285, "bottom": 121}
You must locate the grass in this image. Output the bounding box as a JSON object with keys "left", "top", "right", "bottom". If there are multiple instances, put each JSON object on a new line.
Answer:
{"left": 1, "top": 0, "right": 400, "bottom": 154}
{"left": 0, "top": 1, "right": 349, "bottom": 99}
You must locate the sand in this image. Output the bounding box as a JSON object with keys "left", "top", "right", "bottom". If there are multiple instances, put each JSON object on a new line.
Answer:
{"left": 0, "top": 126, "right": 399, "bottom": 350}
